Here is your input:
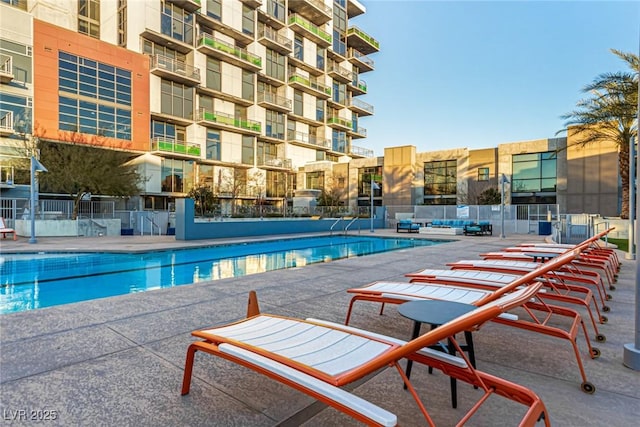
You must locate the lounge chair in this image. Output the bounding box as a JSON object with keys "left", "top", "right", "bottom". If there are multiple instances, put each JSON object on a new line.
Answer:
{"left": 405, "top": 266, "right": 608, "bottom": 341}
{"left": 0, "top": 217, "right": 17, "bottom": 241}
{"left": 345, "top": 249, "right": 599, "bottom": 394}
{"left": 182, "top": 285, "right": 550, "bottom": 427}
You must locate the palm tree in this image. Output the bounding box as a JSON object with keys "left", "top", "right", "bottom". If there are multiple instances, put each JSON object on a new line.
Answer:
{"left": 560, "top": 49, "right": 638, "bottom": 219}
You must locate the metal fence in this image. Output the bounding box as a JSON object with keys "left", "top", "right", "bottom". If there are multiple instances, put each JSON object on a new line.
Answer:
{"left": 0, "top": 198, "right": 115, "bottom": 223}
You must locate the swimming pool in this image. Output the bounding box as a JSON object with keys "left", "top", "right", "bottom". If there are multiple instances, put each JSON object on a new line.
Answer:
{"left": 0, "top": 235, "right": 447, "bottom": 314}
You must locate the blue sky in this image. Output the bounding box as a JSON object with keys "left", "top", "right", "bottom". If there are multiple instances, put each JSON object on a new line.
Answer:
{"left": 353, "top": 1, "right": 639, "bottom": 156}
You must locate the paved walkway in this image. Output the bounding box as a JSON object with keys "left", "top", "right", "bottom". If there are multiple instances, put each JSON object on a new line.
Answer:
{"left": 0, "top": 230, "right": 638, "bottom": 426}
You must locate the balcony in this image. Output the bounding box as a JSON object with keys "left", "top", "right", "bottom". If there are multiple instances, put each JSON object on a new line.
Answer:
{"left": 195, "top": 108, "right": 261, "bottom": 135}
{"left": 0, "top": 111, "right": 13, "bottom": 135}
{"left": 0, "top": 55, "right": 14, "bottom": 83}
{"left": 257, "top": 92, "right": 292, "bottom": 113}
{"left": 287, "top": 0, "right": 332, "bottom": 26}
{"left": 239, "top": 0, "right": 262, "bottom": 7}
{"left": 150, "top": 55, "right": 200, "bottom": 86}
{"left": 257, "top": 26, "right": 292, "bottom": 54}
{"left": 327, "top": 61, "right": 353, "bottom": 83}
{"left": 287, "top": 54, "right": 324, "bottom": 77}
{"left": 350, "top": 144, "right": 374, "bottom": 158}
{"left": 150, "top": 137, "right": 201, "bottom": 157}
{"left": 195, "top": 12, "right": 253, "bottom": 47}
{"left": 346, "top": 26, "right": 379, "bottom": 55}
{"left": 288, "top": 73, "right": 330, "bottom": 99}
{"left": 327, "top": 115, "right": 352, "bottom": 131}
{"left": 346, "top": 0, "right": 365, "bottom": 18}
{"left": 166, "top": 0, "right": 201, "bottom": 13}
{"left": 347, "top": 97, "right": 373, "bottom": 116}
{"left": 259, "top": 155, "right": 292, "bottom": 169}
{"left": 257, "top": 0, "right": 286, "bottom": 30}
{"left": 287, "top": 129, "right": 331, "bottom": 149}
{"left": 140, "top": 28, "right": 193, "bottom": 54}
{"left": 196, "top": 33, "right": 262, "bottom": 71}
{"left": 349, "top": 125, "right": 367, "bottom": 139}
{"left": 288, "top": 14, "right": 331, "bottom": 48}
{"left": 347, "top": 48, "right": 374, "bottom": 73}
{"left": 348, "top": 78, "right": 367, "bottom": 96}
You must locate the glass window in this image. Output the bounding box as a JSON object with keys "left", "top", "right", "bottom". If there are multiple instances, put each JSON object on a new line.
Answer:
{"left": 306, "top": 171, "right": 324, "bottom": 190}
{"left": 266, "top": 0, "right": 285, "bottom": 23}
{"left": 58, "top": 52, "right": 132, "bottom": 140}
{"left": 206, "top": 130, "right": 220, "bottom": 160}
{"left": 206, "top": 57, "right": 221, "bottom": 91}
{"left": 424, "top": 160, "right": 457, "bottom": 196}
{"left": 160, "top": 79, "right": 193, "bottom": 118}
{"left": 265, "top": 49, "right": 285, "bottom": 81}
{"left": 242, "top": 5, "right": 254, "bottom": 36}
{"left": 332, "top": 81, "right": 346, "bottom": 104}
{"left": 358, "top": 166, "right": 381, "bottom": 197}
{"left": 78, "top": 0, "right": 100, "bottom": 39}
{"left": 242, "top": 70, "right": 254, "bottom": 101}
{"left": 117, "top": 0, "right": 127, "bottom": 47}
{"left": 206, "top": 0, "right": 221, "bottom": 20}
{"left": 294, "top": 34, "right": 304, "bottom": 61}
{"left": 160, "top": 1, "right": 194, "bottom": 44}
{"left": 293, "top": 90, "right": 303, "bottom": 116}
{"left": 161, "top": 158, "right": 185, "bottom": 192}
{"left": 316, "top": 99, "right": 324, "bottom": 121}
{"left": 265, "top": 110, "right": 284, "bottom": 139}
{"left": 478, "top": 167, "right": 489, "bottom": 181}
{"left": 512, "top": 151, "right": 557, "bottom": 194}
{"left": 331, "top": 129, "right": 346, "bottom": 153}
{"left": 242, "top": 135, "right": 254, "bottom": 165}
{"left": 316, "top": 47, "right": 325, "bottom": 71}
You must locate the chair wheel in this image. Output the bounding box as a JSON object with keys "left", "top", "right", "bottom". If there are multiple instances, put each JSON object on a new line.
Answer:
{"left": 606, "top": 294, "right": 613, "bottom": 301}
{"left": 609, "top": 285, "right": 616, "bottom": 290}
{"left": 596, "top": 334, "right": 606, "bottom": 343}
{"left": 581, "top": 382, "right": 596, "bottom": 394}
{"left": 602, "top": 306, "right": 610, "bottom": 312}
{"left": 591, "top": 347, "right": 601, "bottom": 358}
{"left": 600, "top": 315, "right": 608, "bottom": 324}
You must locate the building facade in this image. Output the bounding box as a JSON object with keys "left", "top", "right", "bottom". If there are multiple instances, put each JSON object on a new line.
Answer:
{"left": 0, "top": 0, "right": 627, "bottom": 219}
{"left": 0, "top": 0, "right": 378, "bottom": 213}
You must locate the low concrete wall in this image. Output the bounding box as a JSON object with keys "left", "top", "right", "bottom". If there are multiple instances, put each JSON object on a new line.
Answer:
{"left": 14, "top": 219, "right": 121, "bottom": 237}
{"left": 175, "top": 198, "right": 385, "bottom": 240}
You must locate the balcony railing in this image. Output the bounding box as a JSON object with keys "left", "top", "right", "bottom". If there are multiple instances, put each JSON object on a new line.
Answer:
{"left": 350, "top": 126, "right": 367, "bottom": 138}
{"left": 327, "top": 116, "right": 352, "bottom": 129}
{"left": 349, "top": 78, "right": 367, "bottom": 94}
{"left": 260, "top": 156, "right": 292, "bottom": 168}
{"left": 350, "top": 145, "right": 374, "bottom": 158}
{"left": 149, "top": 54, "right": 200, "bottom": 83}
{"left": 257, "top": 25, "right": 293, "bottom": 53}
{"left": 257, "top": 92, "right": 292, "bottom": 111}
{"left": 287, "top": 0, "right": 332, "bottom": 25}
{"left": 346, "top": 26, "right": 379, "bottom": 55}
{"left": 348, "top": 97, "right": 374, "bottom": 115}
{"left": 151, "top": 137, "right": 201, "bottom": 156}
{"left": 197, "top": 33, "right": 262, "bottom": 69}
{"left": 288, "top": 13, "right": 331, "bottom": 46}
{"left": 0, "top": 111, "right": 14, "bottom": 135}
{"left": 195, "top": 108, "right": 261, "bottom": 133}
{"left": 347, "top": 48, "right": 374, "bottom": 72}
{"left": 288, "top": 73, "right": 331, "bottom": 97}
{"left": 0, "top": 54, "right": 14, "bottom": 83}
{"left": 287, "top": 129, "right": 331, "bottom": 149}
{"left": 327, "top": 60, "right": 353, "bottom": 82}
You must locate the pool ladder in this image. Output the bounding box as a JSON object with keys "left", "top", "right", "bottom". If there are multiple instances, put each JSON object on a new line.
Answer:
{"left": 330, "top": 217, "right": 360, "bottom": 236}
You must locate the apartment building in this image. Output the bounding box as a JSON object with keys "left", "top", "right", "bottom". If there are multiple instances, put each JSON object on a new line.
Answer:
{"left": 0, "top": 0, "right": 378, "bottom": 212}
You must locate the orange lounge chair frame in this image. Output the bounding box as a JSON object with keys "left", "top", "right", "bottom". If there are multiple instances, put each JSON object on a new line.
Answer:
{"left": 182, "top": 284, "right": 550, "bottom": 426}
{"left": 405, "top": 267, "right": 607, "bottom": 342}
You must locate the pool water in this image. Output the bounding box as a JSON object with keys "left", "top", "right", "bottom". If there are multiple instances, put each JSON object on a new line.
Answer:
{"left": 0, "top": 235, "right": 447, "bottom": 314}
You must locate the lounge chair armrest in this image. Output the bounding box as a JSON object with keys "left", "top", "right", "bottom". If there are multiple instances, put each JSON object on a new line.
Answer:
{"left": 219, "top": 343, "right": 398, "bottom": 427}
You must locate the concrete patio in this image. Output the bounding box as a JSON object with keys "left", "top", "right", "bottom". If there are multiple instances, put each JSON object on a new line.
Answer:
{"left": 0, "top": 230, "right": 638, "bottom": 426}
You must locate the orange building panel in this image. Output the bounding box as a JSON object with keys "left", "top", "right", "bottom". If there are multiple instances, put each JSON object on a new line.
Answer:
{"left": 33, "top": 20, "right": 150, "bottom": 152}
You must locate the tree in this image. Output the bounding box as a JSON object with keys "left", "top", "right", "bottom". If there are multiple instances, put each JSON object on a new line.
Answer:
{"left": 560, "top": 49, "right": 638, "bottom": 219}
{"left": 316, "top": 173, "right": 347, "bottom": 217}
{"left": 187, "top": 183, "right": 215, "bottom": 217}
{"left": 477, "top": 187, "right": 501, "bottom": 205}
{"left": 37, "top": 139, "right": 143, "bottom": 219}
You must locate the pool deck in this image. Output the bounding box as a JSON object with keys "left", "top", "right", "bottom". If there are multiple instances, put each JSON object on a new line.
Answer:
{"left": 0, "top": 230, "right": 638, "bottom": 426}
